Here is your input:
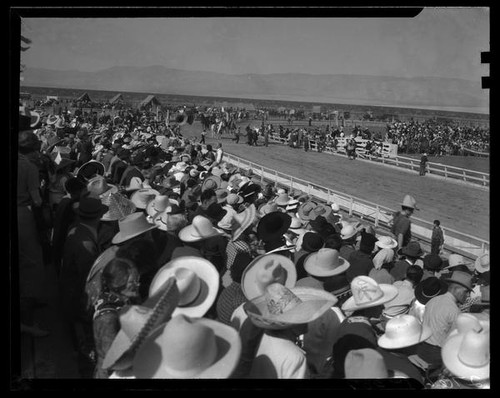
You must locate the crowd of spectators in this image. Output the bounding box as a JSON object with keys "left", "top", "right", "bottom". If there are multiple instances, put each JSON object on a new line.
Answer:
{"left": 386, "top": 119, "right": 489, "bottom": 156}
{"left": 15, "top": 100, "right": 490, "bottom": 386}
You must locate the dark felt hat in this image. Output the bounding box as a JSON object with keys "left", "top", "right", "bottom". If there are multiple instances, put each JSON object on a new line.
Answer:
{"left": 257, "top": 211, "right": 292, "bottom": 242}
{"left": 301, "top": 232, "right": 325, "bottom": 252}
{"left": 414, "top": 277, "right": 448, "bottom": 304}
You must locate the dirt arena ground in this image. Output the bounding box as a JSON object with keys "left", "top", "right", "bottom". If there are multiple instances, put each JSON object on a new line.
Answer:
{"left": 181, "top": 122, "right": 489, "bottom": 242}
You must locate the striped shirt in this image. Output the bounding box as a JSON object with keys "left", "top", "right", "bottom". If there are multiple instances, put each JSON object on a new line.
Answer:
{"left": 222, "top": 239, "right": 252, "bottom": 288}
{"left": 216, "top": 283, "right": 247, "bottom": 326}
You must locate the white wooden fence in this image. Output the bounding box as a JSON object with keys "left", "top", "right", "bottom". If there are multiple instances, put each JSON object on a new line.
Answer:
{"left": 268, "top": 133, "right": 489, "bottom": 187}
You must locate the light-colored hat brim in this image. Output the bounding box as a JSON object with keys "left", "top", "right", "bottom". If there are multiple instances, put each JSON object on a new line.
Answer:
{"left": 375, "top": 239, "right": 398, "bottom": 250}
{"left": 341, "top": 284, "right": 399, "bottom": 312}
{"left": 132, "top": 318, "right": 242, "bottom": 379}
{"left": 102, "top": 278, "right": 180, "bottom": 370}
{"left": 111, "top": 223, "right": 158, "bottom": 245}
{"left": 244, "top": 287, "right": 338, "bottom": 330}
{"left": 178, "top": 224, "right": 224, "bottom": 242}
{"left": 377, "top": 325, "right": 433, "bottom": 350}
{"left": 304, "top": 255, "right": 350, "bottom": 277}
{"left": 441, "top": 331, "right": 490, "bottom": 380}
{"left": 130, "top": 189, "right": 160, "bottom": 209}
{"left": 148, "top": 256, "right": 219, "bottom": 318}
{"left": 241, "top": 254, "right": 297, "bottom": 301}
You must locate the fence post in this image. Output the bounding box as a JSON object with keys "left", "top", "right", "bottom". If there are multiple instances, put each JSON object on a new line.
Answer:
{"left": 375, "top": 204, "right": 380, "bottom": 227}
{"left": 261, "top": 166, "right": 264, "bottom": 184}
{"left": 349, "top": 197, "right": 354, "bottom": 216}
{"left": 444, "top": 166, "right": 448, "bottom": 179}
{"left": 463, "top": 170, "right": 466, "bottom": 182}
{"left": 483, "top": 175, "right": 487, "bottom": 186}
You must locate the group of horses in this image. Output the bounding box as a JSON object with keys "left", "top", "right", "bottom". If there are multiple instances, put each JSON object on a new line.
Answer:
{"left": 199, "top": 112, "right": 239, "bottom": 139}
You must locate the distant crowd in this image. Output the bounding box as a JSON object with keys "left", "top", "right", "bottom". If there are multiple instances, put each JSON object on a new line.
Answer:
{"left": 386, "top": 119, "right": 489, "bottom": 156}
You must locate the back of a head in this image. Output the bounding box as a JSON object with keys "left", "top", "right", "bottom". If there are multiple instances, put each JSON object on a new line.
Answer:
{"left": 405, "top": 265, "right": 424, "bottom": 286}
{"left": 101, "top": 257, "right": 138, "bottom": 294}
{"left": 324, "top": 234, "right": 342, "bottom": 251}
{"left": 116, "top": 238, "right": 158, "bottom": 275}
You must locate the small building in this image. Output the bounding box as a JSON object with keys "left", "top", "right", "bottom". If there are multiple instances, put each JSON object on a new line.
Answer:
{"left": 76, "top": 92, "right": 92, "bottom": 103}
{"left": 109, "top": 93, "right": 124, "bottom": 104}
{"left": 139, "top": 95, "right": 162, "bottom": 110}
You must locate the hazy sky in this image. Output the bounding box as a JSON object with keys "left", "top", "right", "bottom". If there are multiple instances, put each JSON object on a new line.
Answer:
{"left": 20, "top": 7, "right": 489, "bottom": 81}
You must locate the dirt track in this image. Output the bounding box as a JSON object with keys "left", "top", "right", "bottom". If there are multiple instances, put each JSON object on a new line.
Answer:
{"left": 182, "top": 123, "right": 489, "bottom": 242}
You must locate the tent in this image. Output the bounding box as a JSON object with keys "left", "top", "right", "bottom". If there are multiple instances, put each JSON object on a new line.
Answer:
{"left": 77, "top": 93, "right": 92, "bottom": 103}
{"left": 109, "top": 93, "right": 124, "bottom": 104}
{"left": 139, "top": 95, "right": 161, "bottom": 109}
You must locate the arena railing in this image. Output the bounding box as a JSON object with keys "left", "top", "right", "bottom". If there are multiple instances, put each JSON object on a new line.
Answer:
{"left": 267, "top": 133, "right": 489, "bottom": 187}
{"left": 224, "top": 152, "right": 489, "bottom": 261}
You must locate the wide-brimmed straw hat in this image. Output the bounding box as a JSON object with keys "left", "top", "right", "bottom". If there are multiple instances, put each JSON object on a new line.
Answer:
{"left": 146, "top": 195, "right": 171, "bottom": 218}
{"left": 125, "top": 176, "right": 145, "bottom": 192}
{"left": 414, "top": 277, "right": 448, "bottom": 304}
{"left": 375, "top": 235, "right": 398, "bottom": 250}
{"left": 441, "top": 320, "right": 490, "bottom": 380}
{"left": 340, "top": 224, "right": 358, "bottom": 240}
{"left": 311, "top": 204, "right": 336, "bottom": 225}
{"left": 178, "top": 215, "right": 224, "bottom": 242}
{"left": 202, "top": 175, "right": 222, "bottom": 192}
{"left": 297, "top": 200, "right": 319, "bottom": 221}
{"left": 474, "top": 253, "right": 490, "bottom": 274}
{"left": 86, "top": 175, "right": 118, "bottom": 198}
{"left": 257, "top": 211, "right": 291, "bottom": 242}
{"left": 285, "top": 199, "right": 300, "bottom": 212}
{"left": 132, "top": 314, "right": 241, "bottom": 379}
{"left": 244, "top": 283, "right": 337, "bottom": 330}
{"left": 231, "top": 204, "right": 256, "bottom": 241}
{"left": 102, "top": 277, "right": 180, "bottom": 371}
{"left": 148, "top": 256, "right": 219, "bottom": 318}
{"left": 101, "top": 192, "right": 137, "bottom": 221}
{"left": 130, "top": 188, "right": 160, "bottom": 210}
{"left": 443, "top": 253, "right": 471, "bottom": 270}
{"left": 155, "top": 204, "right": 187, "bottom": 233}
{"left": 111, "top": 212, "right": 158, "bottom": 244}
{"left": 341, "top": 276, "right": 399, "bottom": 312}
{"left": 400, "top": 194, "right": 419, "bottom": 210}
{"left": 381, "top": 282, "right": 414, "bottom": 318}
{"left": 288, "top": 217, "right": 307, "bottom": 236}
{"left": 378, "top": 315, "right": 432, "bottom": 349}
{"left": 241, "top": 253, "right": 297, "bottom": 301}
{"left": 226, "top": 193, "right": 243, "bottom": 206}
{"left": 303, "top": 248, "right": 350, "bottom": 277}
{"left": 76, "top": 160, "right": 105, "bottom": 180}
{"left": 275, "top": 192, "right": 292, "bottom": 207}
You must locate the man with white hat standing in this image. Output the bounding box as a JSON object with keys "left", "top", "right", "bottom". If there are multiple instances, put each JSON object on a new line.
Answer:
{"left": 391, "top": 194, "right": 419, "bottom": 250}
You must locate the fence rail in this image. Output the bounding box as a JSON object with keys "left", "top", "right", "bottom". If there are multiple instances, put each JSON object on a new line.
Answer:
{"left": 224, "top": 152, "right": 489, "bottom": 261}
{"left": 267, "top": 133, "right": 489, "bottom": 187}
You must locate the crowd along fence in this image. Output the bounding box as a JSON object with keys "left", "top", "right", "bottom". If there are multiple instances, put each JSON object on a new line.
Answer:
{"left": 223, "top": 152, "right": 489, "bottom": 261}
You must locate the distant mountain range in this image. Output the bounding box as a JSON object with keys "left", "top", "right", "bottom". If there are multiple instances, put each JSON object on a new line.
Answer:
{"left": 21, "top": 65, "right": 489, "bottom": 114}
